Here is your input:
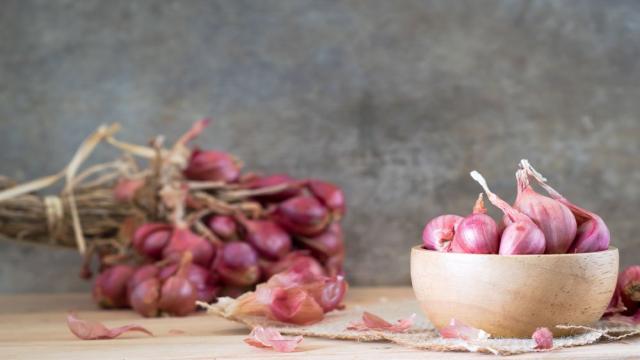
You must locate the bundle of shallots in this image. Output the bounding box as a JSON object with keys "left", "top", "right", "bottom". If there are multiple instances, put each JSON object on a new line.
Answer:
{"left": 0, "top": 120, "right": 347, "bottom": 319}
{"left": 422, "top": 160, "right": 610, "bottom": 255}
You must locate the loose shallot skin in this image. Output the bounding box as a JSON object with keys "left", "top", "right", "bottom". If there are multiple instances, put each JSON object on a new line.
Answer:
{"left": 513, "top": 170, "right": 576, "bottom": 254}
{"left": 451, "top": 194, "right": 499, "bottom": 254}
{"left": 422, "top": 215, "right": 464, "bottom": 252}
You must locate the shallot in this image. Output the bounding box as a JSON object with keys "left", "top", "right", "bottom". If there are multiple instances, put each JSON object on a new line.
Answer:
{"left": 215, "top": 241, "right": 261, "bottom": 287}
{"left": 512, "top": 169, "right": 576, "bottom": 254}
{"left": 159, "top": 254, "right": 198, "bottom": 316}
{"left": 162, "top": 226, "right": 215, "bottom": 267}
{"left": 237, "top": 218, "right": 292, "bottom": 260}
{"left": 520, "top": 160, "right": 610, "bottom": 253}
{"left": 470, "top": 171, "right": 546, "bottom": 255}
{"left": 422, "top": 215, "right": 464, "bottom": 252}
{"left": 93, "top": 264, "right": 135, "bottom": 308}
{"left": 297, "top": 222, "right": 344, "bottom": 261}
{"left": 207, "top": 215, "right": 238, "bottom": 241}
{"left": 308, "top": 180, "right": 345, "bottom": 219}
{"left": 451, "top": 194, "right": 499, "bottom": 254}
{"left": 275, "top": 195, "right": 330, "bottom": 237}
{"left": 132, "top": 223, "right": 172, "bottom": 259}
{"left": 183, "top": 149, "right": 241, "bottom": 182}
{"left": 618, "top": 266, "right": 640, "bottom": 315}
{"left": 129, "top": 278, "right": 161, "bottom": 317}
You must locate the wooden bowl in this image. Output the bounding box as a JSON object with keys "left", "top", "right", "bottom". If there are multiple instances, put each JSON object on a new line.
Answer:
{"left": 410, "top": 245, "right": 618, "bottom": 338}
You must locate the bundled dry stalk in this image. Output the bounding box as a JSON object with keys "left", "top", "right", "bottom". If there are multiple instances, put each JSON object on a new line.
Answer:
{"left": 0, "top": 121, "right": 293, "bottom": 262}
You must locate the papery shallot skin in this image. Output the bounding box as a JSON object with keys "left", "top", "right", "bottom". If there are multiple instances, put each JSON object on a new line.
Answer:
{"left": 513, "top": 170, "right": 576, "bottom": 254}
{"left": 569, "top": 215, "right": 610, "bottom": 253}
{"left": 422, "top": 215, "right": 464, "bottom": 252}
{"left": 452, "top": 213, "right": 499, "bottom": 254}
{"left": 499, "top": 221, "right": 546, "bottom": 255}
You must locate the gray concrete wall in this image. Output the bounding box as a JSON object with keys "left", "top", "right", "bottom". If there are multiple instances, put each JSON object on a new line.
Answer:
{"left": 0, "top": 0, "right": 638, "bottom": 292}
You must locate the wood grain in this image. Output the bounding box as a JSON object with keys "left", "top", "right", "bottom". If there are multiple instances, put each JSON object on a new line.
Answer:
{"left": 0, "top": 288, "right": 638, "bottom": 359}
{"left": 411, "top": 246, "right": 619, "bottom": 338}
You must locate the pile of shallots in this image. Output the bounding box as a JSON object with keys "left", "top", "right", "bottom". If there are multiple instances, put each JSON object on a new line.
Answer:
{"left": 93, "top": 122, "right": 346, "bottom": 319}
{"left": 423, "top": 160, "right": 610, "bottom": 255}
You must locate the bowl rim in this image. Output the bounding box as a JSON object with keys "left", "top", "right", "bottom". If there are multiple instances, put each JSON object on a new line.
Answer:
{"left": 411, "top": 245, "right": 618, "bottom": 258}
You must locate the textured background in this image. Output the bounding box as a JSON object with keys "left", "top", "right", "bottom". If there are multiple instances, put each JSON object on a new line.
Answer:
{"left": 1, "top": 0, "right": 639, "bottom": 292}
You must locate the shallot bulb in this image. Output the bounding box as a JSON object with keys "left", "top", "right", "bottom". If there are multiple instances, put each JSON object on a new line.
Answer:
{"left": 129, "top": 278, "right": 161, "bottom": 317}
{"left": 513, "top": 169, "right": 576, "bottom": 254}
{"left": 298, "top": 222, "right": 345, "bottom": 261}
{"left": 238, "top": 217, "right": 292, "bottom": 260}
{"left": 132, "top": 223, "right": 172, "bottom": 259}
{"left": 159, "top": 254, "right": 198, "bottom": 316}
{"left": 127, "top": 264, "right": 160, "bottom": 295}
{"left": 520, "top": 160, "right": 610, "bottom": 253}
{"left": 618, "top": 266, "right": 640, "bottom": 315}
{"left": 162, "top": 226, "right": 215, "bottom": 267}
{"left": 160, "top": 263, "right": 219, "bottom": 303}
{"left": 215, "top": 242, "right": 261, "bottom": 287}
{"left": 207, "top": 215, "right": 238, "bottom": 241}
{"left": 451, "top": 194, "right": 499, "bottom": 254}
{"left": 183, "top": 149, "right": 241, "bottom": 182}
{"left": 422, "top": 215, "right": 464, "bottom": 252}
{"left": 470, "top": 171, "right": 546, "bottom": 255}
{"left": 275, "top": 195, "right": 330, "bottom": 237}
{"left": 307, "top": 180, "right": 346, "bottom": 219}
{"left": 93, "top": 265, "right": 135, "bottom": 308}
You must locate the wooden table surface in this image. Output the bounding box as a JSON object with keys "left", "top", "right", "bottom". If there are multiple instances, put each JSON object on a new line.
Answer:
{"left": 1, "top": 287, "right": 639, "bottom": 359}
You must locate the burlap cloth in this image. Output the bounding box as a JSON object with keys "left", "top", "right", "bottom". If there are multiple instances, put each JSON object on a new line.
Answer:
{"left": 200, "top": 296, "right": 640, "bottom": 356}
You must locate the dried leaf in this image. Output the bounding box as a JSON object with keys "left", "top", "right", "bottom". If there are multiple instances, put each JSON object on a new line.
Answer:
{"left": 347, "top": 311, "right": 415, "bottom": 333}
{"left": 66, "top": 313, "right": 153, "bottom": 340}
{"left": 439, "top": 319, "right": 490, "bottom": 340}
{"left": 532, "top": 327, "right": 553, "bottom": 350}
{"left": 244, "top": 326, "right": 303, "bottom": 352}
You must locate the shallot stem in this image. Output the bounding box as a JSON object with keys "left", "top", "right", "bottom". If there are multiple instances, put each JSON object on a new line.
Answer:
{"left": 469, "top": 171, "right": 523, "bottom": 222}
{"left": 519, "top": 160, "right": 563, "bottom": 200}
